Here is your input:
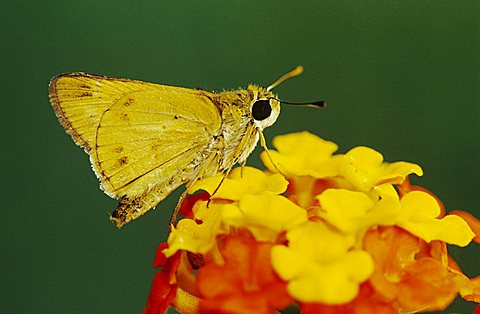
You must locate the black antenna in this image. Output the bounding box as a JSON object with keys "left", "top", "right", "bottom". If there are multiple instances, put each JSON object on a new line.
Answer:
{"left": 271, "top": 98, "right": 327, "bottom": 109}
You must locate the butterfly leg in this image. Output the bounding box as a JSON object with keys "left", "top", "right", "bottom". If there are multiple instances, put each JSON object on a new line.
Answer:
{"left": 168, "top": 150, "right": 221, "bottom": 225}
{"left": 206, "top": 168, "right": 233, "bottom": 209}
{"left": 169, "top": 188, "right": 190, "bottom": 226}
{"left": 169, "top": 168, "right": 226, "bottom": 226}
{"left": 258, "top": 130, "right": 285, "bottom": 176}
{"left": 240, "top": 159, "right": 247, "bottom": 178}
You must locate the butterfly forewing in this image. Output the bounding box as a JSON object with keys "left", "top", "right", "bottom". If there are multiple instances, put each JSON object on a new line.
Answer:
{"left": 49, "top": 73, "right": 222, "bottom": 206}
{"left": 94, "top": 90, "right": 221, "bottom": 196}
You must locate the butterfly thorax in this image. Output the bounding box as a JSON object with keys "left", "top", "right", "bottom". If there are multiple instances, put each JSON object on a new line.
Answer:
{"left": 212, "top": 85, "right": 280, "bottom": 170}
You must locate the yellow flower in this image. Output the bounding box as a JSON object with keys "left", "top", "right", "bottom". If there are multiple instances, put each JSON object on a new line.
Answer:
{"left": 271, "top": 221, "right": 374, "bottom": 304}
{"left": 340, "top": 146, "right": 423, "bottom": 195}
{"left": 221, "top": 194, "right": 308, "bottom": 242}
{"left": 391, "top": 191, "right": 475, "bottom": 246}
{"left": 163, "top": 200, "right": 223, "bottom": 257}
{"left": 260, "top": 131, "right": 343, "bottom": 208}
{"left": 261, "top": 131, "right": 341, "bottom": 178}
{"left": 188, "top": 166, "right": 288, "bottom": 200}
{"left": 315, "top": 189, "right": 399, "bottom": 234}
{"left": 315, "top": 189, "right": 474, "bottom": 247}
{"left": 165, "top": 166, "right": 302, "bottom": 255}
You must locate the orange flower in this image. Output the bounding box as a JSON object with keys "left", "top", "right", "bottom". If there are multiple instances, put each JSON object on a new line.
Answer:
{"left": 196, "top": 236, "right": 294, "bottom": 314}
{"left": 300, "top": 283, "right": 396, "bottom": 314}
{"left": 364, "top": 226, "right": 458, "bottom": 312}
{"left": 144, "top": 243, "right": 181, "bottom": 314}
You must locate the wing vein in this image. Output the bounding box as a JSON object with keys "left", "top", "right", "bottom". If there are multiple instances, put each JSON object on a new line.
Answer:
{"left": 111, "top": 141, "right": 205, "bottom": 191}
{"left": 106, "top": 110, "right": 207, "bottom": 125}
{"left": 96, "top": 138, "right": 160, "bottom": 146}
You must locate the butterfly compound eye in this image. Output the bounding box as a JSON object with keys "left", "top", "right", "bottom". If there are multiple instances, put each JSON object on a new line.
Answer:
{"left": 252, "top": 100, "right": 272, "bottom": 121}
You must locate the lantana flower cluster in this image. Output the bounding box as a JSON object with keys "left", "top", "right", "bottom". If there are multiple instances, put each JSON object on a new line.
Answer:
{"left": 144, "top": 131, "right": 480, "bottom": 314}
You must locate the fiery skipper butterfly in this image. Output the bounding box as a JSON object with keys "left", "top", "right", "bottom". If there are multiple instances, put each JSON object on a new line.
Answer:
{"left": 49, "top": 66, "right": 325, "bottom": 227}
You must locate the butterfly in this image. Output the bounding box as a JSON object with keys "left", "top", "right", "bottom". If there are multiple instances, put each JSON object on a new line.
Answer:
{"left": 49, "top": 66, "right": 325, "bottom": 227}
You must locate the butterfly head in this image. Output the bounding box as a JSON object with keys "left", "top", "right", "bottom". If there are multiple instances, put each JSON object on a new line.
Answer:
{"left": 247, "top": 85, "right": 281, "bottom": 131}
{"left": 245, "top": 66, "right": 306, "bottom": 131}
{"left": 230, "top": 66, "right": 325, "bottom": 132}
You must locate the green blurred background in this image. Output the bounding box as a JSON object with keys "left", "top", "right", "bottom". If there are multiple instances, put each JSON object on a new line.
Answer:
{"left": 1, "top": 1, "right": 479, "bottom": 313}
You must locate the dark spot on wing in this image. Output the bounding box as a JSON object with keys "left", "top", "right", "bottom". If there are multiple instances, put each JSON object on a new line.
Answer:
{"left": 124, "top": 98, "right": 134, "bottom": 107}
{"left": 81, "top": 92, "right": 93, "bottom": 97}
{"left": 100, "top": 170, "right": 110, "bottom": 180}
{"left": 120, "top": 113, "right": 129, "bottom": 122}
{"left": 80, "top": 84, "right": 92, "bottom": 89}
{"left": 174, "top": 115, "right": 179, "bottom": 119}
{"left": 118, "top": 156, "right": 128, "bottom": 166}
{"left": 115, "top": 146, "right": 124, "bottom": 153}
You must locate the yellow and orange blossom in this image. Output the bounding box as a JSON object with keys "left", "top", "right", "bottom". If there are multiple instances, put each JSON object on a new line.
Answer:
{"left": 144, "top": 131, "right": 479, "bottom": 314}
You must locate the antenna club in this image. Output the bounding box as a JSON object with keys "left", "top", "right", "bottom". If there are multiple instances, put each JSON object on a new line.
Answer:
{"left": 292, "top": 65, "right": 304, "bottom": 76}
{"left": 267, "top": 66, "right": 305, "bottom": 91}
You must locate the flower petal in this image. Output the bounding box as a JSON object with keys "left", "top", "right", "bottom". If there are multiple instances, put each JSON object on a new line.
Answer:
{"left": 450, "top": 210, "right": 480, "bottom": 243}
{"left": 188, "top": 167, "right": 288, "bottom": 200}
{"left": 365, "top": 227, "right": 459, "bottom": 312}
{"left": 340, "top": 146, "right": 423, "bottom": 192}
{"left": 301, "top": 283, "right": 396, "bottom": 314}
{"left": 261, "top": 131, "right": 340, "bottom": 178}
{"left": 396, "top": 191, "right": 475, "bottom": 246}
{"left": 397, "top": 257, "right": 458, "bottom": 312}
{"left": 316, "top": 189, "right": 399, "bottom": 234}
{"left": 144, "top": 250, "right": 181, "bottom": 314}
{"left": 197, "top": 237, "right": 293, "bottom": 313}
{"left": 271, "top": 221, "right": 373, "bottom": 304}
{"left": 317, "top": 189, "right": 374, "bottom": 233}
{"left": 459, "top": 276, "right": 480, "bottom": 302}
{"left": 164, "top": 201, "right": 223, "bottom": 257}
{"left": 221, "top": 194, "right": 308, "bottom": 241}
